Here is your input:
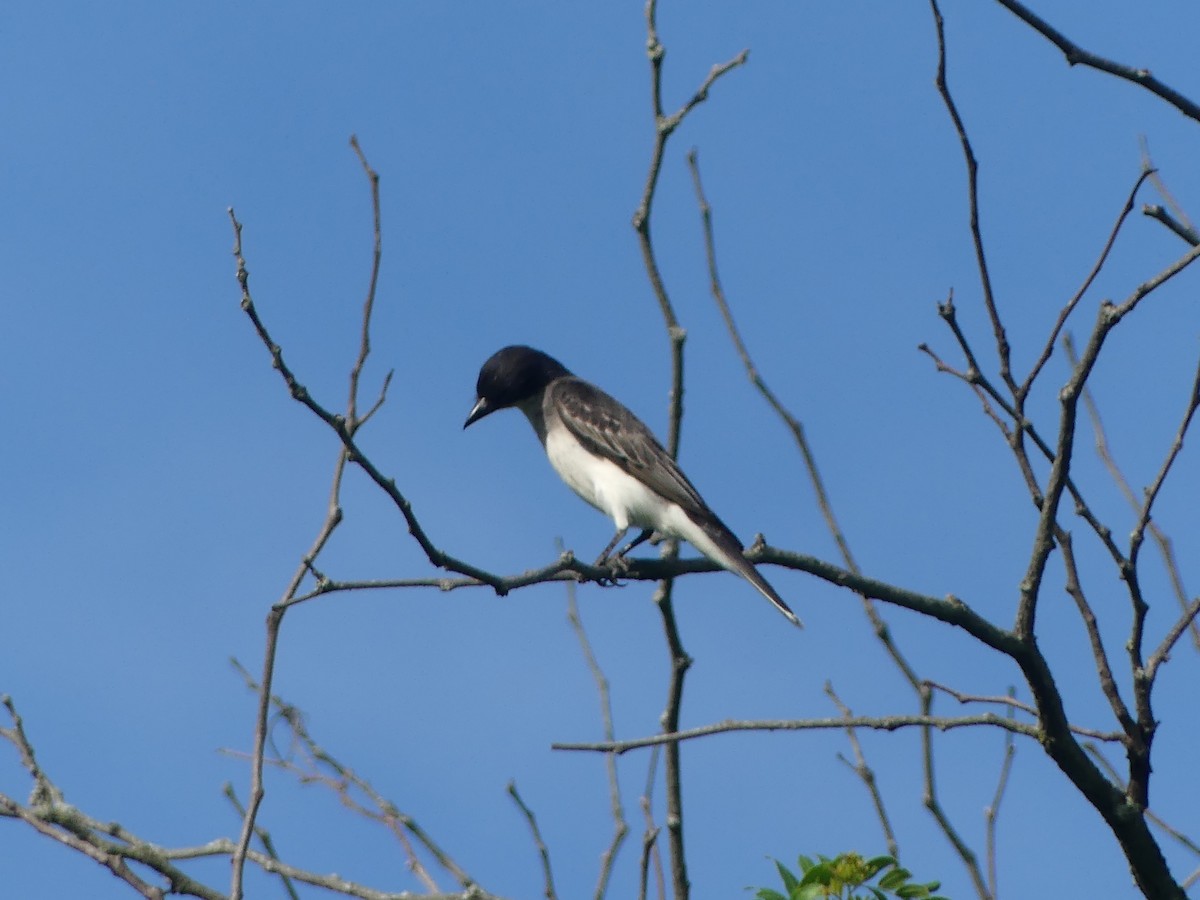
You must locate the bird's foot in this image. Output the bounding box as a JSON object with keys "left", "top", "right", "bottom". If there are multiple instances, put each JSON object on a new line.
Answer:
{"left": 592, "top": 552, "right": 631, "bottom": 587}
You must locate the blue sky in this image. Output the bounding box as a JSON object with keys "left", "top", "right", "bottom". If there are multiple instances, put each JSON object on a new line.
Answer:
{"left": 3, "top": 2, "right": 1200, "bottom": 898}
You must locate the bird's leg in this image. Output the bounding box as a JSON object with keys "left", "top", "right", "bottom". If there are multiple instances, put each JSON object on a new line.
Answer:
{"left": 594, "top": 527, "right": 630, "bottom": 568}
{"left": 593, "top": 527, "right": 642, "bottom": 586}
{"left": 593, "top": 528, "right": 656, "bottom": 585}
{"left": 615, "top": 528, "right": 655, "bottom": 564}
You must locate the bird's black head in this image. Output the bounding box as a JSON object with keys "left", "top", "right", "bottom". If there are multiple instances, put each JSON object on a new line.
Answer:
{"left": 464, "top": 345, "right": 571, "bottom": 428}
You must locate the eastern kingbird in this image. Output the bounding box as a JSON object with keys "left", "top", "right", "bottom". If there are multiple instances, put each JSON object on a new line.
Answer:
{"left": 464, "top": 345, "right": 800, "bottom": 626}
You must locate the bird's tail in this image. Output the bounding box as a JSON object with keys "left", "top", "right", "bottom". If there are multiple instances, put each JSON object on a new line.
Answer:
{"left": 692, "top": 516, "right": 802, "bottom": 628}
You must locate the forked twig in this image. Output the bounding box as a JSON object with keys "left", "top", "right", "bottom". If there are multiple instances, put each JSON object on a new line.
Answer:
{"left": 930, "top": 0, "right": 1011, "bottom": 394}
{"left": 826, "top": 685, "right": 898, "bottom": 859}
{"left": 633, "top": 3, "right": 748, "bottom": 897}
{"left": 1063, "top": 333, "right": 1200, "bottom": 652}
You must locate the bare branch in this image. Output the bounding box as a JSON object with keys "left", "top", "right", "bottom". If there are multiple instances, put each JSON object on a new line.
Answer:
{"left": 637, "top": 749, "right": 665, "bottom": 900}
{"left": 346, "top": 134, "right": 383, "bottom": 429}
{"left": 0, "top": 795, "right": 172, "bottom": 900}
{"left": 651, "top": 565, "right": 692, "bottom": 900}
{"left": 1126, "top": 348, "right": 1200, "bottom": 769}
{"left": 508, "top": 782, "right": 557, "bottom": 900}
{"left": 2, "top": 697, "right": 506, "bottom": 900}
{"left": 1064, "top": 332, "right": 1200, "bottom": 652}
{"left": 229, "top": 209, "right": 504, "bottom": 592}
{"left": 993, "top": 0, "right": 1200, "bottom": 124}
{"left": 1144, "top": 204, "right": 1200, "bottom": 246}
{"left": 1085, "top": 743, "right": 1200, "bottom": 863}
{"left": 985, "top": 698, "right": 1017, "bottom": 900}
{"left": 1131, "top": 350, "right": 1200, "bottom": 572}
{"left": 919, "top": 684, "right": 990, "bottom": 899}
{"left": 227, "top": 662, "right": 481, "bottom": 892}
{"left": 1057, "top": 531, "right": 1136, "bottom": 740}
{"left": 1014, "top": 238, "right": 1200, "bottom": 643}
{"left": 1147, "top": 596, "right": 1200, "bottom": 683}
{"left": 552, "top": 713, "right": 1059, "bottom": 755}
{"left": 223, "top": 784, "right": 301, "bottom": 900}
{"left": 631, "top": 6, "right": 750, "bottom": 897}
{"left": 923, "top": 309, "right": 1130, "bottom": 572}
{"left": 826, "top": 685, "right": 898, "bottom": 860}
{"left": 930, "top": 0, "right": 1011, "bottom": 393}
{"left": 1022, "top": 167, "right": 1155, "bottom": 396}
{"left": 562, "top": 556, "right": 629, "bottom": 899}
{"left": 1114, "top": 241, "right": 1200, "bottom": 318}
{"left": 1140, "top": 139, "right": 1196, "bottom": 235}
{"left": 920, "top": 328, "right": 1013, "bottom": 442}
{"left": 633, "top": 0, "right": 747, "bottom": 461}
{"left": 686, "top": 148, "right": 857, "bottom": 574}
{"left": 688, "top": 157, "right": 981, "bottom": 889}
{"left": 924, "top": 680, "right": 1118, "bottom": 741}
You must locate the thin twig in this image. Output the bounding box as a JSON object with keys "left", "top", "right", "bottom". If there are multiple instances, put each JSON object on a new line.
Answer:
{"left": 346, "top": 134, "right": 385, "bottom": 426}
{"left": 825, "top": 685, "right": 898, "bottom": 859}
{"left": 562, "top": 544, "right": 629, "bottom": 900}
{"left": 1143, "top": 204, "right": 1200, "bottom": 246}
{"left": 224, "top": 783, "right": 301, "bottom": 900}
{"left": 1147, "top": 597, "right": 1200, "bottom": 684}
{"left": 993, "top": 0, "right": 1200, "bottom": 124}
{"left": 919, "top": 684, "right": 990, "bottom": 900}
{"left": 2, "top": 696, "right": 503, "bottom": 900}
{"left": 552, "top": 712, "right": 1071, "bottom": 754}
{"left": 686, "top": 147, "right": 856, "bottom": 575}
{"left": 652, "top": 569, "right": 691, "bottom": 900}
{"left": 985, "top": 694, "right": 1017, "bottom": 899}
{"left": 1064, "top": 333, "right": 1200, "bottom": 652}
{"left": 1140, "top": 139, "right": 1195, "bottom": 235}
{"left": 923, "top": 680, "right": 1116, "bottom": 741}
{"left": 930, "top": 0, "right": 1012, "bottom": 394}
{"left": 1130, "top": 350, "right": 1200, "bottom": 580}
{"left": 229, "top": 140, "right": 397, "bottom": 900}
{"left": 1138, "top": 349, "right": 1200, "bottom": 681}
{"left": 508, "top": 782, "right": 557, "bottom": 900}
{"left": 0, "top": 797, "right": 171, "bottom": 900}
{"left": 1022, "top": 168, "right": 1155, "bottom": 396}
{"left": 638, "top": 748, "right": 665, "bottom": 900}
{"left": 632, "top": 4, "right": 749, "bottom": 896}
{"left": 1057, "top": 531, "right": 1136, "bottom": 740}
{"left": 633, "top": 0, "right": 747, "bottom": 461}
{"left": 925, "top": 299, "right": 1129, "bottom": 574}
{"left": 687, "top": 150, "right": 995, "bottom": 886}
{"left": 1004, "top": 239, "right": 1200, "bottom": 641}
{"left": 228, "top": 660, "right": 478, "bottom": 892}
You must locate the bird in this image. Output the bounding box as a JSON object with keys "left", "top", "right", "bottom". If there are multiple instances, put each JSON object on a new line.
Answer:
{"left": 463, "top": 345, "right": 800, "bottom": 626}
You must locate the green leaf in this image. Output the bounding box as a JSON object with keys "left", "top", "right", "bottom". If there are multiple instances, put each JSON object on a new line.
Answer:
{"left": 865, "top": 856, "right": 896, "bottom": 878}
{"left": 798, "top": 855, "right": 817, "bottom": 873}
{"left": 754, "top": 889, "right": 788, "bottom": 900}
{"left": 799, "top": 862, "right": 835, "bottom": 887}
{"left": 878, "top": 868, "right": 910, "bottom": 891}
{"left": 775, "top": 859, "right": 801, "bottom": 893}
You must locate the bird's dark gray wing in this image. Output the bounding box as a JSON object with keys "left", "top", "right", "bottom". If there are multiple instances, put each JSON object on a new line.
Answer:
{"left": 550, "top": 376, "right": 801, "bottom": 626}
{"left": 549, "top": 377, "right": 728, "bottom": 530}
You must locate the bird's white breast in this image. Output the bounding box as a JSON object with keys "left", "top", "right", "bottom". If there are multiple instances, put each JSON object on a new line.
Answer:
{"left": 544, "top": 426, "right": 673, "bottom": 533}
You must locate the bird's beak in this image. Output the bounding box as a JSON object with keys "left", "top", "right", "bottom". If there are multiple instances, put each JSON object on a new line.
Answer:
{"left": 463, "top": 396, "right": 491, "bottom": 429}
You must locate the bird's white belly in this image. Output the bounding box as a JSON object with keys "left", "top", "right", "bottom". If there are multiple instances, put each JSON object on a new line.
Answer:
{"left": 544, "top": 428, "right": 672, "bottom": 532}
